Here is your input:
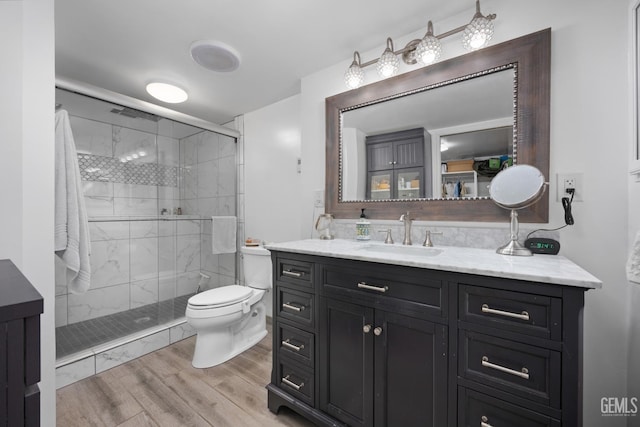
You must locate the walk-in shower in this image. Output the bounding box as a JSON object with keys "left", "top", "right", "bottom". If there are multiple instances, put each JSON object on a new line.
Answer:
{"left": 54, "top": 87, "right": 239, "bottom": 365}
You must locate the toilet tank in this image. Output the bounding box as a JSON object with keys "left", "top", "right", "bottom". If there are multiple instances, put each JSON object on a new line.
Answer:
{"left": 241, "top": 246, "right": 272, "bottom": 289}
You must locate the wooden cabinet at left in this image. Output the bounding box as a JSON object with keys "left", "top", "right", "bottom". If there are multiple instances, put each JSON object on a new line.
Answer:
{"left": 0, "top": 259, "right": 43, "bottom": 427}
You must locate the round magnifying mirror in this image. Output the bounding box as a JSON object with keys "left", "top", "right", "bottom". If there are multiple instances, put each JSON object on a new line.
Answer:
{"left": 490, "top": 165, "right": 547, "bottom": 256}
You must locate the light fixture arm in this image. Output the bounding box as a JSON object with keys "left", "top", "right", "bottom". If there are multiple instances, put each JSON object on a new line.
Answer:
{"left": 354, "top": 1, "right": 496, "bottom": 69}
{"left": 351, "top": 51, "right": 361, "bottom": 67}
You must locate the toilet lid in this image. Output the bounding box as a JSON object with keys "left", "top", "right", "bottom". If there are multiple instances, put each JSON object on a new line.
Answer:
{"left": 188, "top": 285, "right": 253, "bottom": 308}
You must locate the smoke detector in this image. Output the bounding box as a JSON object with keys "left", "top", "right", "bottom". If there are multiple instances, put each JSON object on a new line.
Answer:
{"left": 190, "top": 40, "right": 241, "bottom": 72}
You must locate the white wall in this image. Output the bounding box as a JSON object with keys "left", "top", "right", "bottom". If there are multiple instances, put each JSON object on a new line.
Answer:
{"left": 244, "top": 94, "right": 303, "bottom": 244}
{"left": 0, "top": 0, "right": 56, "bottom": 424}
{"left": 295, "top": 0, "right": 632, "bottom": 425}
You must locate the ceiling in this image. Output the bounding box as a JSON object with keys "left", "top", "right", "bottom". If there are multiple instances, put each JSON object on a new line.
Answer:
{"left": 55, "top": 0, "right": 481, "bottom": 125}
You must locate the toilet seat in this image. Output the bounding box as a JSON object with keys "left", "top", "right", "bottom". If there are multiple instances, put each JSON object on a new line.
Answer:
{"left": 188, "top": 285, "right": 253, "bottom": 309}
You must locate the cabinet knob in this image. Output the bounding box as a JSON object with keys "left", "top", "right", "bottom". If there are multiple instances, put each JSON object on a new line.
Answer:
{"left": 363, "top": 324, "right": 372, "bottom": 334}
{"left": 481, "top": 416, "right": 493, "bottom": 427}
{"left": 374, "top": 326, "right": 383, "bottom": 336}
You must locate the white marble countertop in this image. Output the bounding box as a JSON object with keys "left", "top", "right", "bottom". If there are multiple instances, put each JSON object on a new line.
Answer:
{"left": 265, "top": 239, "right": 602, "bottom": 289}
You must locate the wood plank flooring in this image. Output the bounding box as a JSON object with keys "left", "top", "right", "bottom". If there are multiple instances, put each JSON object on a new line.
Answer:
{"left": 56, "top": 326, "right": 316, "bottom": 427}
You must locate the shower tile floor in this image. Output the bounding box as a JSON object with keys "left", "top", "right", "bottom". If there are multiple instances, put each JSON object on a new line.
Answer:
{"left": 56, "top": 294, "right": 194, "bottom": 360}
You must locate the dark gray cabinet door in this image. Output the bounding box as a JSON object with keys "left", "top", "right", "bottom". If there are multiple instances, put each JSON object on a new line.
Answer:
{"left": 319, "top": 297, "right": 374, "bottom": 427}
{"left": 394, "top": 137, "right": 424, "bottom": 169}
{"left": 320, "top": 296, "right": 448, "bottom": 427}
{"left": 373, "top": 310, "right": 448, "bottom": 427}
{"left": 367, "top": 142, "right": 394, "bottom": 172}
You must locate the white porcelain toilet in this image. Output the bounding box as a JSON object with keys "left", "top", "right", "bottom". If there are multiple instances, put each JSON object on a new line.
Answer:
{"left": 186, "top": 245, "right": 272, "bottom": 368}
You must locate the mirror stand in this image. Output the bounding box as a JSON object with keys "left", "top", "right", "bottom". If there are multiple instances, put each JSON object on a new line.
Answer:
{"left": 497, "top": 210, "right": 532, "bottom": 256}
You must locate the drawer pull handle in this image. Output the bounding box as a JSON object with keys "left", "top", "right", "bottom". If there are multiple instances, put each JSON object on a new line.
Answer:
{"left": 282, "top": 375, "right": 304, "bottom": 390}
{"left": 481, "top": 356, "right": 530, "bottom": 380}
{"left": 481, "top": 304, "right": 530, "bottom": 321}
{"left": 283, "top": 302, "right": 305, "bottom": 312}
{"left": 481, "top": 416, "right": 493, "bottom": 427}
{"left": 374, "top": 326, "right": 383, "bottom": 336}
{"left": 363, "top": 324, "right": 372, "bottom": 334}
{"left": 282, "top": 339, "right": 305, "bottom": 352}
{"left": 283, "top": 270, "right": 303, "bottom": 278}
{"left": 357, "top": 282, "right": 389, "bottom": 293}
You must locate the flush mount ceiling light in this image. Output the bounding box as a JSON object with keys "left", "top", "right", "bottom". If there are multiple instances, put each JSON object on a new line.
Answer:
{"left": 190, "top": 40, "right": 241, "bottom": 72}
{"left": 344, "top": 0, "right": 496, "bottom": 89}
{"left": 145, "top": 82, "right": 188, "bottom": 103}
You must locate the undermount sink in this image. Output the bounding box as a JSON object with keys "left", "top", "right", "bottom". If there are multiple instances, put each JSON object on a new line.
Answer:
{"left": 359, "top": 244, "right": 443, "bottom": 257}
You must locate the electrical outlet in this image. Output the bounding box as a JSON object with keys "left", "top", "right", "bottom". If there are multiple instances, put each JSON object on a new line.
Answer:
{"left": 556, "top": 173, "right": 583, "bottom": 202}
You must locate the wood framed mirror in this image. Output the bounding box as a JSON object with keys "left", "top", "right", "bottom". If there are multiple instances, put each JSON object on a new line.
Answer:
{"left": 325, "top": 28, "right": 550, "bottom": 222}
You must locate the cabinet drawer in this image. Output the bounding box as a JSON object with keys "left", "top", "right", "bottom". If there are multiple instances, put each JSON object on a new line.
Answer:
{"left": 277, "top": 360, "right": 314, "bottom": 406}
{"left": 322, "top": 265, "right": 443, "bottom": 316}
{"left": 459, "top": 285, "right": 561, "bottom": 340}
{"left": 277, "top": 288, "right": 314, "bottom": 328}
{"left": 277, "top": 324, "right": 314, "bottom": 367}
{"left": 459, "top": 331, "right": 560, "bottom": 408}
{"left": 277, "top": 258, "right": 313, "bottom": 289}
{"left": 458, "top": 387, "right": 560, "bottom": 427}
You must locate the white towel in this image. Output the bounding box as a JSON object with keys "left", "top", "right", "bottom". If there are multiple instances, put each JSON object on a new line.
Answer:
{"left": 627, "top": 231, "right": 640, "bottom": 284}
{"left": 54, "top": 110, "right": 91, "bottom": 294}
{"left": 211, "top": 216, "right": 237, "bottom": 254}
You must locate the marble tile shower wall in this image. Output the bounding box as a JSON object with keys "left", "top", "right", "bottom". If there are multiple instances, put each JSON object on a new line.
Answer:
{"left": 55, "top": 115, "right": 237, "bottom": 327}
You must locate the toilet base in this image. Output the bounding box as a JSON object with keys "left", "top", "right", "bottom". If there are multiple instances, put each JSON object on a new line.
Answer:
{"left": 190, "top": 302, "right": 268, "bottom": 368}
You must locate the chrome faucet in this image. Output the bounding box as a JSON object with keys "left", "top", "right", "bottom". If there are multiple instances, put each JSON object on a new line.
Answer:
{"left": 399, "top": 212, "right": 413, "bottom": 245}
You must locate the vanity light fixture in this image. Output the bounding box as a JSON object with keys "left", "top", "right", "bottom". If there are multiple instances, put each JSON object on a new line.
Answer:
{"left": 345, "top": 52, "right": 365, "bottom": 89}
{"left": 415, "top": 21, "right": 442, "bottom": 65}
{"left": 343, "top": 0, "right": 496, "bottom": 89}
{"left": 145, "top": 82, "right": 188, "bottom": 104}
{"left": 376, "top": 38, "right": 400, "bottom": 78}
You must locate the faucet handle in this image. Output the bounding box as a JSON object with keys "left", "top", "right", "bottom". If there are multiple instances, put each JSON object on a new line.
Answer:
{"left": 399, "top": 211, "right": 412, "bottom": 221}
{"left": 423, "top": 230, "right": 443, "bottom": 247}
{"left": 378, "top": 229, "right": 394, "bottom": 244}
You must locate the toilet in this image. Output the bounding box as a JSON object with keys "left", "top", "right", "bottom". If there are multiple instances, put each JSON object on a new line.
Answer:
{"left": 186, "top": 245, "right": 272, "bottom": 368}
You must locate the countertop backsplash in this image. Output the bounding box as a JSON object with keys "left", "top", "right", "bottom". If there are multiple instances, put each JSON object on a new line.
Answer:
{"left": 327, "top": 219, "right": 560, "bottom": 251}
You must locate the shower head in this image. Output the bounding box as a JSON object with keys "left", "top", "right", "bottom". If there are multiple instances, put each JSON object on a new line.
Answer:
{"left": 110, "top": 106, "right": 160, "bottom": 122}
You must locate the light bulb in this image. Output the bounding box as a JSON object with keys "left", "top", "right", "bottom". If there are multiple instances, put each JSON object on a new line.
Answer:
{"left": 377, "top": 48, "right": 399, "bottom": 78}
{"left": 416, "top": 35, "right": 441, "bottom": 65}
{"left": 344, "top": 51, "right": 364, "bottom": 89}
{"left": 138, "top": 151, "right": 147, "bottom": 157}
{"left": 345, "top": 63, "right": 364, "bottom": 89}
{"left": 462, "top": 15, "right": 494, "bottom": 51}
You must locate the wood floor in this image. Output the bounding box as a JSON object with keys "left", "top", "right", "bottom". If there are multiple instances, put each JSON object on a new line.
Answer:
{"left": 56, "top": 326, "right": 316, "bottom": 427}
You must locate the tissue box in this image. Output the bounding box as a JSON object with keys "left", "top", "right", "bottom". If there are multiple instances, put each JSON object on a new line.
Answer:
{"left": 447, "top": 159, "right": 474, "bottom": 172}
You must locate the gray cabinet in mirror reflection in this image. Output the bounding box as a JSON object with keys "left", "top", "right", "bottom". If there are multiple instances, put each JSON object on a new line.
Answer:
{"left": 326, "top": 29, "right": 551, "bottom": 222}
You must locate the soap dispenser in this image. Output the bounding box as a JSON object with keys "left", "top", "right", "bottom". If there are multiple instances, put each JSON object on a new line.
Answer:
{"left": 356, "top": 209, "right": 371, "bottom": 241}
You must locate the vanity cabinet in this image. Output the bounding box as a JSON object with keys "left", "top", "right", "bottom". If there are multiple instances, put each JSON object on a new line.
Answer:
{"left": 318, "top": 259, "right": 448, "bottom": 427}
{"left": 0, "top": 259, "right": 43, "bottom": 427}
{"left": 267, "top": 249, "right": 591, "bottom": 427}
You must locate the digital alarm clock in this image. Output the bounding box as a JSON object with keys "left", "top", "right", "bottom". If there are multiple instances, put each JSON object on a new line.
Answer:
{"left": 524, "top": 238, "right": 560, "bottom": 255}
